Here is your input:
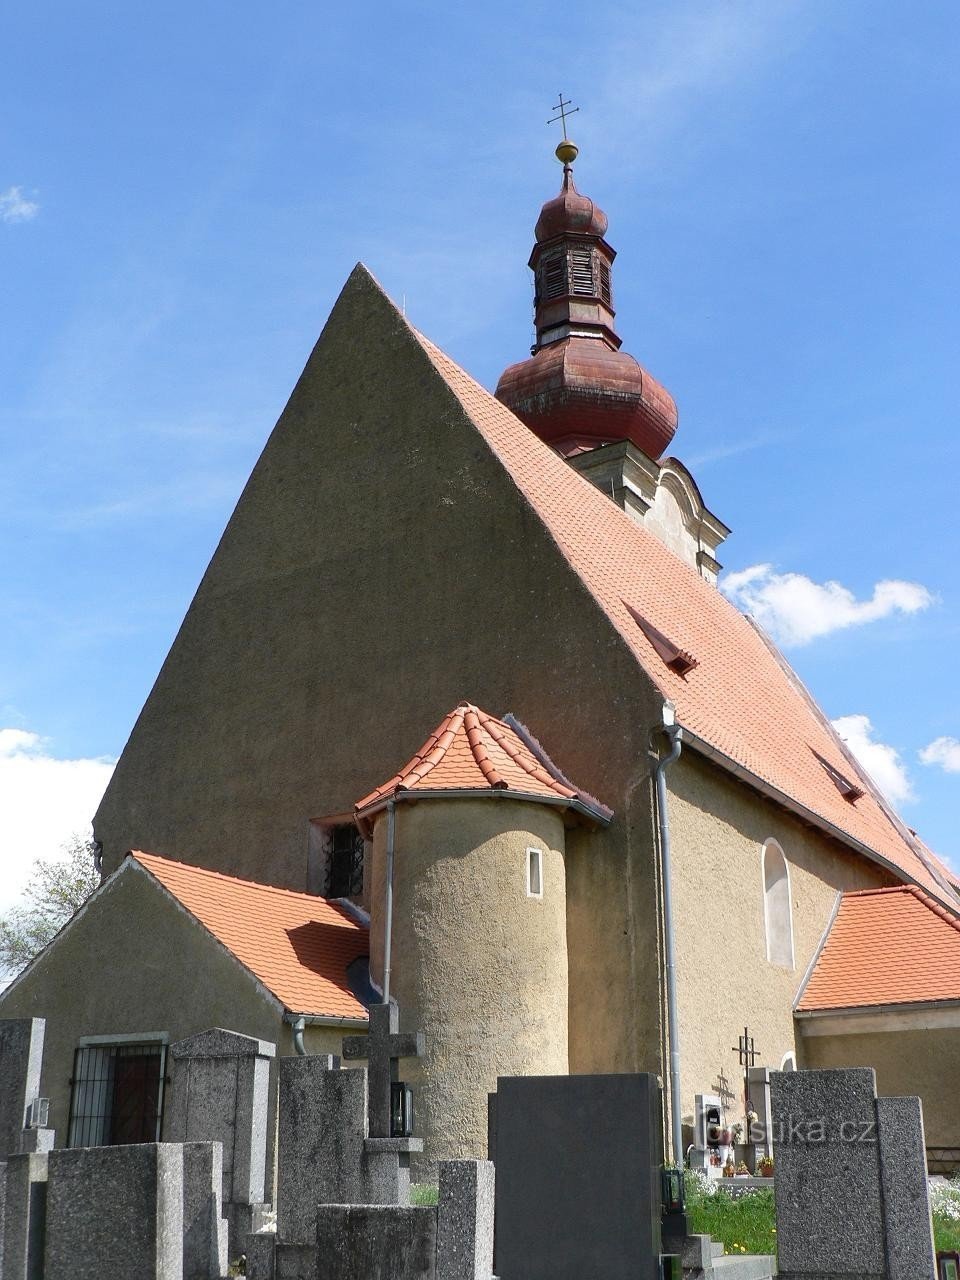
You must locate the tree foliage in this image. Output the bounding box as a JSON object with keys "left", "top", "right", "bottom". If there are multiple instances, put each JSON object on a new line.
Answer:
{"left": 0, "top": 835, "right": 100, "bottom": 976}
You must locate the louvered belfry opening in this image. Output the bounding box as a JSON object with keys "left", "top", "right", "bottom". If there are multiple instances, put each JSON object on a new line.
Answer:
{"left": 536, "top": 244, "right": 611, "bottom": 309}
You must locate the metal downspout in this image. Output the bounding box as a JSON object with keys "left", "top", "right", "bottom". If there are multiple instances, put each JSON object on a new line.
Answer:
{"left": 292, "top": 1015, "right": 307, "bottom": 1057}
{"left": 654, "top": 711, "right": 684, "bottom": 1164}
{"left": 382, "top": 799, "right": 396, "bottom": 1005}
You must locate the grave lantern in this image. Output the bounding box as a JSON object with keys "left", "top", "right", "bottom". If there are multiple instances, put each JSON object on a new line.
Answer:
{"left": 660, "top": 1167, "right": 685, "bottom": 1215}
{"left": 390, "top": 1080, "right": 414, "bottom": 1139}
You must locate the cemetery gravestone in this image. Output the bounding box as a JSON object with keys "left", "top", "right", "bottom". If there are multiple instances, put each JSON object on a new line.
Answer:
{"left": 771, "top": 1067, "right": 936, "bottom": 1280}
{"left": 488, "top": 1074, "right": 663, "bottom": 1280}
{"left": 182, "top": 1142, "right": 229, "bottom": 1280}
{"left": 3, "top": 1152, "right": 48, "bottom": 1280}
{"left": 167, "top": 1028, "right": 274, "bottom": 1247}
{"left": 0, "top": 1020, "right": 46, "bottom": 1159}
{"left": 436, "top": 1160, "right": 494, "bottom": 1280}
{"left": 43, "top": 1143, "right": 184, "bottom": 1280}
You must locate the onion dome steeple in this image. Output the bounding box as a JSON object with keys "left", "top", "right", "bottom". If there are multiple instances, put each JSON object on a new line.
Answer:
{"left": 496, "top": 124, "right": 678, "bottom": 460}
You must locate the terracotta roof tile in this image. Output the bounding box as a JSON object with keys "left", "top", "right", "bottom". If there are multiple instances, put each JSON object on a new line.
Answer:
{"left": 130, "top": 851, "right": 368, "bottom": 1019}
{"left": 355, "top": 702, "right": 591, "bottom": 817}
{"left": 411, "top": 328, "right": 959, "bottom": 912}
{"left": 797, "top": 886, "right": 960, "bottom": 1011}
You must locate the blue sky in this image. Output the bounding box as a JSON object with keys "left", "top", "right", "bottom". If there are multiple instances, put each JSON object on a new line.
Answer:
{"left": 1, "top": 0, "right": 958, "bottom": 902}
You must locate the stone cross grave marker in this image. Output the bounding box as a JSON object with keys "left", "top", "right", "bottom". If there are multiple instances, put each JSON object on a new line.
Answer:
{"left": 342, "top": 1001, "right": 424, "bottom": 1138}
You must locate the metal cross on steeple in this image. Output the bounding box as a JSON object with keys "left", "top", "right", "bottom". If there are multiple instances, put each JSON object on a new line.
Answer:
{"left": 547, "top": 93, "right": 579, "bottom": 140}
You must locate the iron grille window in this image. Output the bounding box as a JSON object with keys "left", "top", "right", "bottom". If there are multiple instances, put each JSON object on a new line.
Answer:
{"left": 326, "top": 824, "right": 365, "bottom": 899}
{"left": 570, "top": 248, "right": 595, "bottom": 296}
{"left": 541, "top": 254, "right": 566, "bottom": 301}
{"left": 68, "top": 1042, "right": 166, "bottom": 1148}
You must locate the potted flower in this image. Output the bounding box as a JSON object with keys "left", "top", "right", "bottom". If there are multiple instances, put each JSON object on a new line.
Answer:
{"left": 757, "top": 1154, "right": 774, "bottom": 1178}
{"left": 731, "top": 1122, "right": 744, "bottom": 1144}
{"left": 735, "top": 1162, "right": 750, "bottom": 1177}
{"left": 722, "top": 1157, "right": 735, "bottom": 1178}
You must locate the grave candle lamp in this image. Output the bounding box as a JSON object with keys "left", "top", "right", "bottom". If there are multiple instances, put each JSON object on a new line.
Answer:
{"left": 390, "top": 1080, "right": 414, "bottom": 1139}
{"left": 660, "top": 1167, "right": 686, "bottom": 1216}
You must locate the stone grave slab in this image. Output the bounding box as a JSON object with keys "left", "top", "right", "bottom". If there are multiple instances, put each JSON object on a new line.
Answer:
{"left": 43, "top": 1143, "right": 184, "bottom": 1280}
{"left": 488, "top": 1073, "right": 662, "bottom": 1280}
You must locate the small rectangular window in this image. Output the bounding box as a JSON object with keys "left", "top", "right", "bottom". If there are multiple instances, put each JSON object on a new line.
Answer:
{"left": 526, "top": 847, "right": 543, "bottom": 899}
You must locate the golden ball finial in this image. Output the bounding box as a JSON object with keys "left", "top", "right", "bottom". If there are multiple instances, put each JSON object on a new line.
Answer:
{"left": 555, "top": 138, "right": 579, "bottom": 166}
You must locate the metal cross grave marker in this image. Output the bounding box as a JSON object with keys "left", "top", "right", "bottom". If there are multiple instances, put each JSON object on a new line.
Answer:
{"left": 342, "top": 1000, "right": 424, "bottom": 1139}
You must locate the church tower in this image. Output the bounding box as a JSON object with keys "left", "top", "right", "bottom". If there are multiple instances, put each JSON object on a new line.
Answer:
{"left": 496, "top": 125, "right": 730, "bottom": 582}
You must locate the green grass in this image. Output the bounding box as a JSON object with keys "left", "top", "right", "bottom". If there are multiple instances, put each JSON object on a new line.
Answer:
{"left": 686, "top": 1171, "right": 960, "bottom": 1259}
{"left": 684, "top": 1176, "right": 777, "bottom": 1258}
{"left": 410, "top": 1182, "right": 439, "bottom": 1206}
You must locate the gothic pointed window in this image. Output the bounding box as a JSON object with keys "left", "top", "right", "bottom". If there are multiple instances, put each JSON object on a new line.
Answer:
{"left": 762, "top": 839, "right": 794, "bottom": 969}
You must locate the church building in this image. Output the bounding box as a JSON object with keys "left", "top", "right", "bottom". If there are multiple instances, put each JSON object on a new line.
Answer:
{"left": 3, "top": 136, "right": 959, "bottom": 1179}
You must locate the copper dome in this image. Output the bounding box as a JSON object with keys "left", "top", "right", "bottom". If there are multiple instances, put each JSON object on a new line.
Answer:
{"left": 535, "top": 169, "right": 609, "bottom": 243}
{"left": 496, "top": 337, "right": 678, "bottom": 459}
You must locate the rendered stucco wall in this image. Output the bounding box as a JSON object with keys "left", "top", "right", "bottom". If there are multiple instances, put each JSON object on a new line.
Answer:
{"left": 368, "top": 798, "right": 568, "bottom": 1171}
{"left": 0, "top": 863, "right": 348, "bottom": 1189}
{"left": 666, "top": 750, "right": 893, "bottom": 1147}
{"left": 91, "top": 266, "right": 669, "bottom": 1090}
{"left": 799, "top": 1025, "right": 960, "bottom": 1151}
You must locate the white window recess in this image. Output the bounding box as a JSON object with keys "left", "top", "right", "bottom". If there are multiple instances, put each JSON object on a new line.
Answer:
{"left": 526, "top": 847, "right": 543, "bottom": 900}
{"left": 761, "top": 838, "right": 795, "bottom": 969}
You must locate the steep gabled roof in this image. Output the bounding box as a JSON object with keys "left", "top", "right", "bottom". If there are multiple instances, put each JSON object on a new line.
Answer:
{"left": 355, "top": 701, "right": 611, "bottom": 829}
{"left": 131, "top": 851, "right": 368, "bottom": 1019}
{"left": 796, "top": 886, "right": 960, "bottom": 1011}
{"left": 408, "top": 322, "right": 957, "bottom": 911}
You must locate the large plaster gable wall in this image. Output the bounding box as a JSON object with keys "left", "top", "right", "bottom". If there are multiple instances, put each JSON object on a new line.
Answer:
{"left": 93, "top": 266, "right": 667, "bottom": 1076}
{"left": 667, "top": 750, "right": 894, "bottom": 1128}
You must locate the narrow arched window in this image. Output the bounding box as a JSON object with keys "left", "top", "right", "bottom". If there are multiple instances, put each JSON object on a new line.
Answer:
{"left": 762, "top": 839, "right": 794, "bottom": 969}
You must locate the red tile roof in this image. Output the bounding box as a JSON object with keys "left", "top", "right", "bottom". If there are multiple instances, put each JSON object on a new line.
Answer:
{"left": 796, "top": 886, "right": 960, "bottom": 1011}
{"left": 411, "top": 326, "right": 959, "bottom": 912}
{"left": 130, "top": 851, "right": 368, "bottom": 1019}
{"left": 355, "top": 702, "right": 610, "bottom": 828}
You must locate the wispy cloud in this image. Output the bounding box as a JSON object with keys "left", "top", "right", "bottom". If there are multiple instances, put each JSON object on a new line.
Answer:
{"left": 0, "top": 186, "right": 39, "bottom": 224}
{"left": 721, "top": 563, "right": 934, "bottom": 647}
{"left": 684, "top": 429, "right": 789, "bottom": 471}
{"left": 919, "top": 737, "right": 960, "bottom": 775}
{"left": 831, "top": 714, "right": 913, "bottom": 807}
{"left": 583, "top": 0, "right": 810, "bottom": 173}
{"left": 0, "top": 729, "right": 115, "bottom": 909}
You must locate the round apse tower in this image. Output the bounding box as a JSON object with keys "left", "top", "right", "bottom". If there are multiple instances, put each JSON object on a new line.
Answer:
{"left": 354, "top": 702, "right": 611, "bottom": 1173}
{"left": 496, "top": 140, "right": 678, "bottom": 459}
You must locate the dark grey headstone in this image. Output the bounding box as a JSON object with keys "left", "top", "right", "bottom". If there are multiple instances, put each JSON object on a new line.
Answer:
{"left": 436, "top": 1159, "right": 494, "bottom": 1280}
{"left": 771, "top": 1068, "right": 886, "bottom": 1279}
{"left": 3, "top": 1152, "right": 48, "bottom": 1280}
{"left": 0, "top": 1020, "right": 45, "bottom": 1159}
{"left": 876, "top": 1096, "right": 936, "bottom": 1280}
{"left": 276, "top": 1057, "right": 367, "bottom": 1242}
{"left": 489, "top": 1074, "right": 663, "bottom": 1280}
{"left": 43, "top": 1144, "right": 184, "bottom": 1280}
{"left": 315, "top": 1205, "right": 437, "bottom": 1280}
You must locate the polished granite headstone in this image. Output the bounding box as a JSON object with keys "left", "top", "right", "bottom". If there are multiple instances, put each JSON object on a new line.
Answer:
{"left": 488, "top": 1073, "right": 662, "bottom": 1280}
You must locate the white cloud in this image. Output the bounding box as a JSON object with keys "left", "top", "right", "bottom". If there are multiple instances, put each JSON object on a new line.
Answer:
{"left": 919, "top": 736, "right": 960, "bottom": 775}
{"left": 0, "top": 186, "right": 39, "bottom": 224}
{"left": 831, "top": 714, "right": 913, "bottom": 807}
{"left": 721, "top": 563, "right": 934, "bottom": 647}
{"left": 0, "top": 729, "right": 115, "bottom": 909}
